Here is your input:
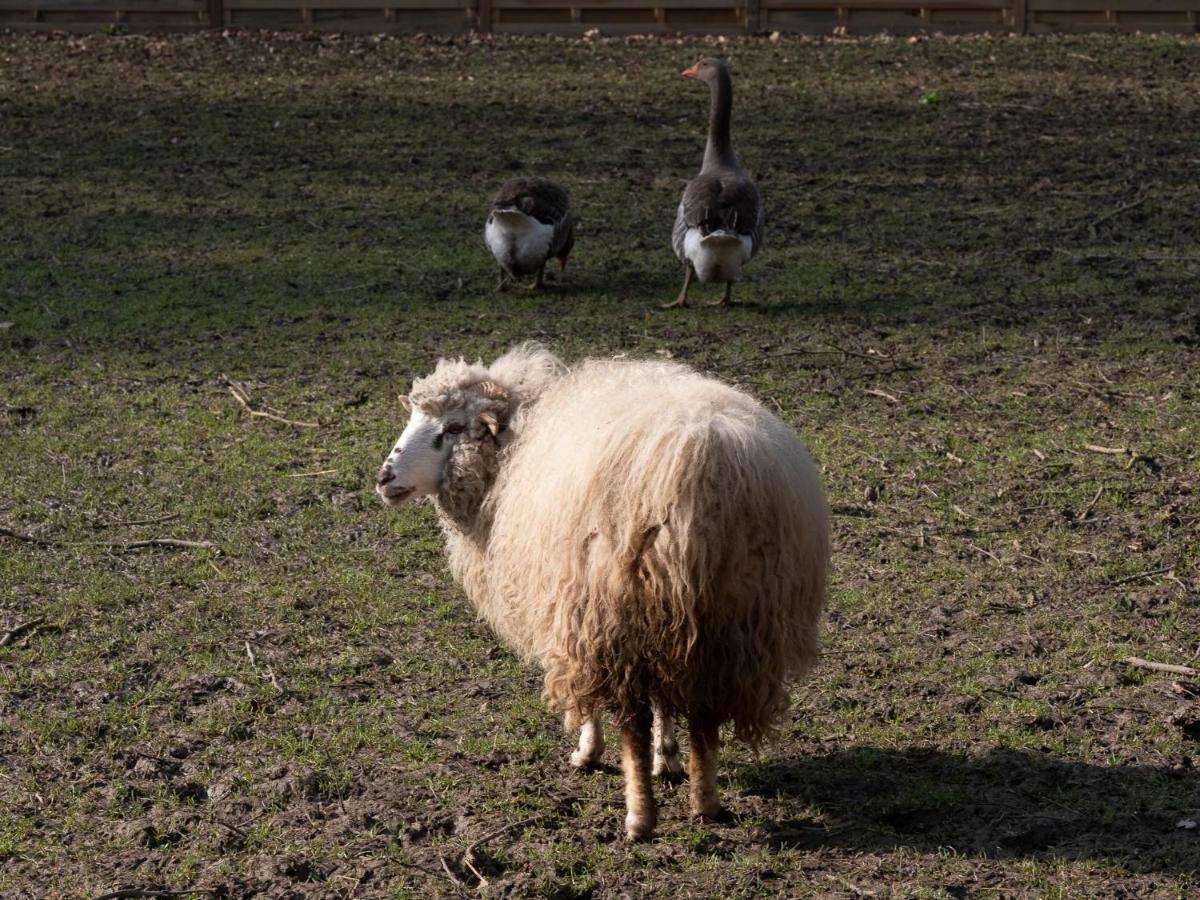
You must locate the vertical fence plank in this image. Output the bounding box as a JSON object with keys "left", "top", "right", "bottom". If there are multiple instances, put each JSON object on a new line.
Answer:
{"left": 478, "top": 0, "right": 492, "bottom": 31}
{"left": 1011, "top": 0, "right": 1027, "bottom": 33}
{"left": 207, "top": 0, "right": 223, "bottom": 27}
{"left": 745, "top": 0, "right": 761, "bottom": 33}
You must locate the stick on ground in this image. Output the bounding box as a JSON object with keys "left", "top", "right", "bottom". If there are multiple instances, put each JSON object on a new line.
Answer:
{"left": 222, "top": 375, "right": 319, "bottom": 428}
{"left": 0, "top": 617, "right": 45, "bottom": 648}
{"left": 1124, "top": 657, "right": 1200, "bottom": 678}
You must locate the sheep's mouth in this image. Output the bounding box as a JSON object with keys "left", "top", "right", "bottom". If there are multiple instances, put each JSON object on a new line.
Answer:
{"left": 377, "top": 485, "right": 415, "bottom": 506}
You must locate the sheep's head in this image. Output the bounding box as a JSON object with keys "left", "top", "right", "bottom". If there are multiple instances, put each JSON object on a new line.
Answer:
{"left": 375, "top": 373, "right": 510, "bottom": 516}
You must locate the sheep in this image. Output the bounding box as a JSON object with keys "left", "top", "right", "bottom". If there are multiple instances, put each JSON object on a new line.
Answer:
{"left": 375, "top": 343, "right": 830, "bottom": 840}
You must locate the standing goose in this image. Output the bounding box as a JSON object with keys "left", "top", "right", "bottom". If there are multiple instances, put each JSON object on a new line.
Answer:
{"left": 663, "top": 58, "right": 763, "bottom": 309}
{"left": 485, "top": 176, "right": 575, "bottom": 291}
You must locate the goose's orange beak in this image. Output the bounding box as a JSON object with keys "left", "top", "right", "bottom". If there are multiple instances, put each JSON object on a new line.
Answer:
{"left": 681, "top": 63, "right": 700, "bottom": 79}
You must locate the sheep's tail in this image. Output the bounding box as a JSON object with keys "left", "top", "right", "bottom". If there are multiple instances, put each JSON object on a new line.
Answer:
{"left": 542, "top": 405, "right": 828, "bottom": 746}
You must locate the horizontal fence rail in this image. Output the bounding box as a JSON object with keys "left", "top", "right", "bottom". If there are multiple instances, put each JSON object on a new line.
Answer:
{"left": 0, "top": 0, "right": 1197, "bottom": 35}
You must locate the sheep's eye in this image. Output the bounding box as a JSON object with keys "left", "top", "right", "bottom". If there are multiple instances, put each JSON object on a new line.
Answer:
{"left": 444, "top": 423, "right": 465, "bottom": 435}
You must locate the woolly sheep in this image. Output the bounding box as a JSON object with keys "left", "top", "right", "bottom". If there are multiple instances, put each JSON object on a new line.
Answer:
{"left": 375, "top": 344, "right": 830, "bottom": 840}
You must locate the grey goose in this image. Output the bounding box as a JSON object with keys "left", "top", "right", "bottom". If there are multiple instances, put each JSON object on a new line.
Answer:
{"left": 663, "top": 58, "right": 763, "bottom": 309}
{"left": 485, "top": 177, "right": 575, "bottom": 291}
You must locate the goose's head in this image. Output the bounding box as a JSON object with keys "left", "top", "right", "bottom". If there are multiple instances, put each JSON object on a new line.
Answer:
{"left": 681, "top": 57, "right": 727, "bottom": 84}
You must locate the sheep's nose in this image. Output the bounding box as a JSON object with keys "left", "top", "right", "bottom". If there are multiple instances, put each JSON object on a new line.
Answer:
{"left": 377, "top": 466, "right": 396, "bottom": 487}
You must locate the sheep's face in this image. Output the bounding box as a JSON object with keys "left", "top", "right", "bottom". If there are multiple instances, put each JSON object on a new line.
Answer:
{"left": 376, "top": 400, "right": 469, "bottom": 507}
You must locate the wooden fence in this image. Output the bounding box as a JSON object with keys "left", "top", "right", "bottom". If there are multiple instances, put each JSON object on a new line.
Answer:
{"left": 1, "top": 0, "right": 1197, "bottom": 35}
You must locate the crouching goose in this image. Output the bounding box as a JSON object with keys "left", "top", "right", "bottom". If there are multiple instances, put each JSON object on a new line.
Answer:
{"left": 662, "top": 58, "right": 763, "bottom": 309}
{"left": 485, "top": 176, "right": 575, "bottom": 290}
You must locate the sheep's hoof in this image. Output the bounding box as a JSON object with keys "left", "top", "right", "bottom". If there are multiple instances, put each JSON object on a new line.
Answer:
{"left": 689, "top": 796, "right": 723, "bottom": 820}
{"left": 569, "top": 749, "right": 601, "bottom": 769}
{"left": 624, "top": 812, "right": 656, "bottom": 842}
{"left": 652, "top": 752, "right": 685, "bottom": 780}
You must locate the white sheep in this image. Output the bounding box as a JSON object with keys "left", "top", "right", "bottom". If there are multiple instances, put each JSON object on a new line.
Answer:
{"left": 376, "top": 344, "right": 829, "bottom": 840}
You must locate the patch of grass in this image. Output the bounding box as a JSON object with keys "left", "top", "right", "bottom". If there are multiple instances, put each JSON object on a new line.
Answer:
{"left": 2, "top": 28, "right": 1199, "bottom": 899}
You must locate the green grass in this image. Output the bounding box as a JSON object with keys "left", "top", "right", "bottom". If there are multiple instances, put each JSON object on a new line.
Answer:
{"left": 1, "top": 28, "right": 1199, "bottom": 898}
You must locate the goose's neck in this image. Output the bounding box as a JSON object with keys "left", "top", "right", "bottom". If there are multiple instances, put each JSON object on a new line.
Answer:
{"left": 702, "top": 69, "right": 737, "bottom": 171}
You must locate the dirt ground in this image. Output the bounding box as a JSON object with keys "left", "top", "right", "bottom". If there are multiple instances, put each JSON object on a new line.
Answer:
{"left": 1, "top": 29, "right": 1198, "bottom": 898}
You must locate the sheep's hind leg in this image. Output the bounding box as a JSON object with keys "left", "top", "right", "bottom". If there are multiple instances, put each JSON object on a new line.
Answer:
{"left": 569, "top": 713, "right": 605, "bottom": 769}
{"left": 620, "top": 708, "right": 657, "bottom": 841}
{"left": 687, "top": 713, "right": 721, "bottom": 820}
{"left": 651, "top": 705, "right": 684, "bottom": 779}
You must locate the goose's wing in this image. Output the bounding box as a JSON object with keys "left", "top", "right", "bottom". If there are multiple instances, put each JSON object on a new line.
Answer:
{"left": 494, "top": 177, "right": 573, "bottom": 261}
{"left": 679, "top": 170, "right": 762, "bottom": 255}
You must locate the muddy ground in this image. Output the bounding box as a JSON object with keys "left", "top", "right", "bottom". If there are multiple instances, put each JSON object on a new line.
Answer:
{"left": 1, "top": 29, "right": 1198, "bottom": 898}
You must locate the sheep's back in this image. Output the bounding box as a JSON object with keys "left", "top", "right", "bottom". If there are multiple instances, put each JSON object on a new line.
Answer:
{"left": 479, "top": 359, "right": 829, "bottom": 740}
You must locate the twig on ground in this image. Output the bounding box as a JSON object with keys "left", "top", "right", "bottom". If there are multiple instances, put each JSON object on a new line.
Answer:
{"left": 967, "top": 543, "right": 1003, "bottom": 564}
{"left": 1112, "top": 566, "right": 1175, "bottom": 585}
{"left": 1085, "top": 196, "right": 1146, "bottom": 238}
{"left": 0, "top": 617, "right": 45, "bottom": 648}
{"left": 1081, "top": 485, "right": 1104, "bottom": 519}
{"left": 863, "top": 388, "right": 899, "bottom": 404}
{"left": 461, "top": 855, "right": 489, "bottom": 887}
{"left": 286, "top": 469, "right": 338, "bottom": 478}
{"left": 88, "top": 512, "right": 181, "bottom": 529}
{"left": 1123, "top": 656, "right": 1199, "bottom": 678}
{"left": 439, "top": 855, "right": 466, "bottom": 889}
{"left": 1082, "top": 443, "right": 1156, "bottom": 470}
{"left": 2, "top": 526, "right": 217, "bottom": 554}
{"left": 451, "top": 813, "right": 551, "bottom": 886}
{"left": 264, "top": 665, "right": 285, "bottom": 695}
{"left": 323, "top": 280, "right": 384, "bottom": 294}
{"left": 222, "top": 375, "right": 319, "bottom": 428}
{"left": 113, "top": 538, "right": 219, "bottom": 553}
{"left": 763, "top": 345, "right": 828, "bottom": 359}
{"left": 92, "top": 890, "right": 218, "bottom": 900}
{"left": 825, "top": 342, "right": 894, "bottom": 361}
{"left": 0, "top": 525, "right": 56, "bottom": 547}
{"left": 245, "top": 640, "right": 286, "bottom": 694}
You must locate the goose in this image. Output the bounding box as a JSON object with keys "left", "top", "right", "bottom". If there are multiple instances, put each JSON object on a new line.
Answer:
{"left": 485, "top": 176, "right": 575, "bottom": 291}
{"left": 662, "top": 58, "right": 763, "bottom": 309}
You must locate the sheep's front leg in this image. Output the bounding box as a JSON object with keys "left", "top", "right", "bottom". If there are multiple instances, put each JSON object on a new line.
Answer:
{"left": 621, "top": 708, "right": 656, "bottom": 841}
{"left": 687, "top": 713, "right": 721, "bottom": 820}
{"left": 651, "top": 705, "right": 683, "bottom": 778}
{"left": 569, "top": 713, "right": 605, "bottom": 769}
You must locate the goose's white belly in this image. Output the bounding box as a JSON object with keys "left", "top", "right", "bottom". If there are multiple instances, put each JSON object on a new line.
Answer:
{"left": 485, "top": 212, "right": 555, "bottom": 276}
{"left": 684, "top": 228, "right": 753, "bottom": 283}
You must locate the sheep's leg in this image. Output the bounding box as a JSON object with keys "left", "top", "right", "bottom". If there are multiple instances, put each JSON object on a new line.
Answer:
{"left": 661, "top": 265, "right": 693, "bottom": 310}
{"left": 533, "top": 262, "right": 546, "bottom": 291}
{"left": 620, "top": 709, "right": 656, "bottom": 841}
{"left": 651, "top": 705, "right": 683, "bottom": 778}
{"left": 687, "top": 714, "right": 721, "bottom": 820}
{"left": 496, "top": 267, "right": 510, "bottom": 292}
{"left": 569, "top": 713, "right": 605, "bottom": 769}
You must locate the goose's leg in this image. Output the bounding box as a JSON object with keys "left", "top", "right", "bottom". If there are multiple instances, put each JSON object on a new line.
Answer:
{"left": 651, "top": 704, "right": 684, "bottom": 778}
{"left": 661, "top": 265, "right": 693, "bottom": 310}
{"left": 620, "top": 707, "right": 657, "bottom": 841}
{"left": 687, "top": 712, "right": 721, "bottom": 820}
{"left": 707, "top": 281, "right": 738, "bottom": 307}
{"left": 570, "top": 713, "right": 605, "bottom": 769}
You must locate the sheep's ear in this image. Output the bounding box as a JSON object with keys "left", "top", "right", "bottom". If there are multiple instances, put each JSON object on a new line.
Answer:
{"left": 398, "top": 394, "right": 412, "bottom": 412}
{"left": 476, "top": 411, "right": 502, "bottom": 437}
